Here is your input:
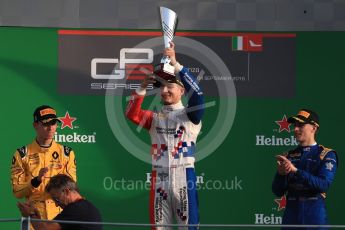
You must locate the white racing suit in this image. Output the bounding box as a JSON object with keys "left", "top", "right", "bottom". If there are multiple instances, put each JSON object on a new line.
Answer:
{"left": 126, "top": 65, "right": 204, "bottom": 230}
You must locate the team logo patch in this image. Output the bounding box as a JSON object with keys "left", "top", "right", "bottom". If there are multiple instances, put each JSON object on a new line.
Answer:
{"left": 151, "top": 144, "right": 167, "bottom": 161}
{"left": 177, "top": 209, "right": 187, "bottom": 221}
{"left": 172, "top": 141, "right": 195, "bottom": 159}
{"left": 49, "top": 163, "right": 63, "bottom": 169}
{"left": 52, "top": 152, "right": 59, "bottom": 159}
{"left": 157, "top": 187, "right": 168, "bottom": 200}
{"left": 289, "top": 152, "right": 301, "bottom": 158}
{"left": 63, "top": 146, "right": 72, "bottom": 156}
{"left": 158, "top": 172, "right": 169, "bottom": 182}
{"left": 29, "top": 153, "right": 39, "bottom": 160}
{"left": 174, "top": 126, "right": 185, "bottom": 138}
{"left": 325, "top": 162, "right": 334, "bottom": 171}
{"left": 155, "top": 187, "right": 168, "bottom": 223}
{"left": 177, "top": 186, "right": 188, "bottom": 221}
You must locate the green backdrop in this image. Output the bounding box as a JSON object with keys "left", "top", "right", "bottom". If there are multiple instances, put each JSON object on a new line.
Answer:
{"left": 0, "top": 27, "right": 344, "bottom": 229}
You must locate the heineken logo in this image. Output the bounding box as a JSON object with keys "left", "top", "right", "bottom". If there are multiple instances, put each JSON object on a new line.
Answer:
{"left": 55, "top": 111, "right": 97, "bottom": 143}
{"left": 256, "top": 135, "right": 297, "bottom": 146}
{"left": 255, "top": 114, "right": 297, "bottom": 146}
{"left": 54, "top": 132, "right": 96, "bottom": 143}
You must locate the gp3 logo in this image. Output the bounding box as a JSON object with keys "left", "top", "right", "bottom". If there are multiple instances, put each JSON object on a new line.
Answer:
{"left": 91, "top": 48, "right": 154, "bottom": 80}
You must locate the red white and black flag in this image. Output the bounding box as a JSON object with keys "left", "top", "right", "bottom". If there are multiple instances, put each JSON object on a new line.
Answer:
{"left": 232, "top": 34, "right": 263, "bottom": 52}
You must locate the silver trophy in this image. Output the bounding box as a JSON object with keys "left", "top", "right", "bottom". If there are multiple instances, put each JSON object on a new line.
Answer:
{"left": 154, "top": 7, "right": 178, "bottom": 81}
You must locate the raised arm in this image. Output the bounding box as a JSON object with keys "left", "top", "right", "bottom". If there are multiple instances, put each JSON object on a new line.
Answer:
{"left": 125, "top": 76, "right": 154, "bottom": 130}
{"left": 164, "top": 43, "right": 205, "bottom": 124}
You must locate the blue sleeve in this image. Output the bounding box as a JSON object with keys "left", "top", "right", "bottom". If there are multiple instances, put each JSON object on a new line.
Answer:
{"left": 178, "top": 67, "right": 204, "bottom": 124}
{"left": 272, "top": 173, "right": 288, "bottom": 197}
{"left": 296, "top": 151, "right": 338, "bottom": 192}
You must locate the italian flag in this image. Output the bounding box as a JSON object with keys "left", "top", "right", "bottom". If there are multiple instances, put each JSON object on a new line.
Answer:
{"left": 232, "top": 34, "right": 263, "bottom": 52}
{"left": 232, "top": 36, "right": 246, "bottom": 51}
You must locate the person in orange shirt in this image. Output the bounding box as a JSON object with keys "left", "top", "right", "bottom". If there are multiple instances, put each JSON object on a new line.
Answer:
{"left": 11, "top": 105, "right": 77, "bottom": 223}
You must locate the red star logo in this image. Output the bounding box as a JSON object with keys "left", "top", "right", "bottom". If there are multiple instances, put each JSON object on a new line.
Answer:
{"left": 274, "top": 195, "right": 286, "bottom": 211}
{"left": 59, "top": 111, "right": 77, "bottom": 129}
{"left": 275, "top": 115, "right": 291, "bottom": 133}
